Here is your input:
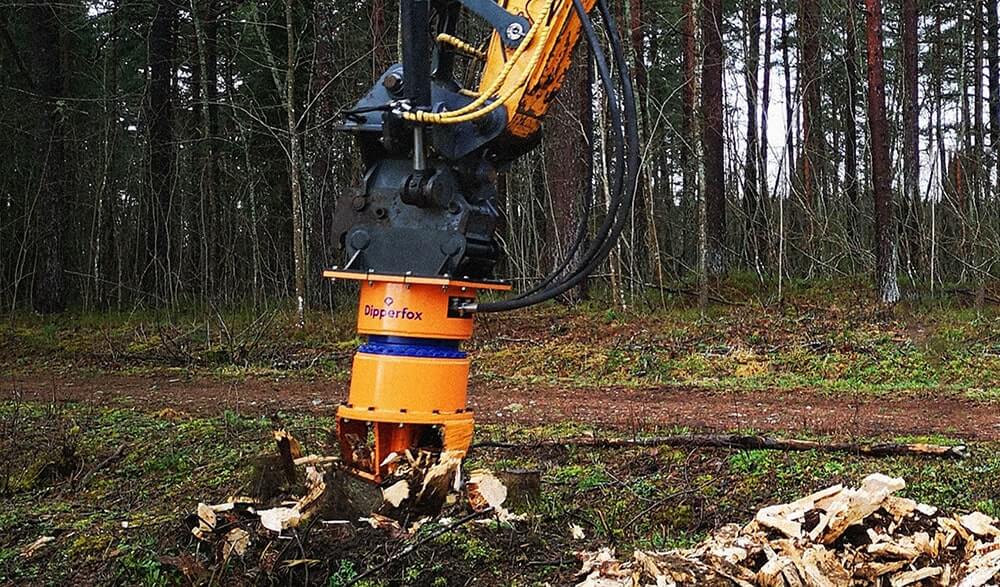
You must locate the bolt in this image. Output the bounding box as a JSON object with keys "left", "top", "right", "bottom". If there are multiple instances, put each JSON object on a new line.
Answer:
{"left": 383, "top": 73, "right": 404, "bottom": 94}
{"left": 349, "top": 230, "right": 371, "bottom": 250}
{"left": 505, "top": 22, "right": 525, "bottom": 42}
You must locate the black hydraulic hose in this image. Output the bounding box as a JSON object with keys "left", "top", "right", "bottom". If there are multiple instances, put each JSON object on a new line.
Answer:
{"left": 508, "top": 50, "right": 598, "bottom": 301}
{"left": 476, "top": 0, "right": 636, "bottom": 312}
{"left": 472, "top": 0, "right": 640, "bottom": 313}
{"left": 504, "top": 0, "right": 625, "bottom": 295}
{"left": 508, "top": 0, "right": 639, "bottom": 299}
{"left": 534, "top": 0, "right": 635, "bottom": 286}
{"left": 509, "top": 10, "right": 624, "bottom": 302}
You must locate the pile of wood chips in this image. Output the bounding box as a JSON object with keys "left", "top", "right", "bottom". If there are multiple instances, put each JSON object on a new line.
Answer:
{"left": 576, "top": 474, "right": 1000, "bottom": 587}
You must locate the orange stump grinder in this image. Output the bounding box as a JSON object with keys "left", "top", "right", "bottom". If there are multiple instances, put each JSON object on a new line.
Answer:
{"left": 327, "top": 0, "right": 639, "bottom": 484}
{"left": 324, "top": 271, "right": 509, "bottom": 482}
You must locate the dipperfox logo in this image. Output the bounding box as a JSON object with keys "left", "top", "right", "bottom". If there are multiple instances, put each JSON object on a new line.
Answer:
{"left": 364, "top": 296, "right": 424, "bottom": 321}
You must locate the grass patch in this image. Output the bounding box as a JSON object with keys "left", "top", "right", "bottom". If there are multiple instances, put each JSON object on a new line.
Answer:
{"left": 3, "top": 279, "right": 999, "bottom": 399}
{"left": 0, "top": 400, "right": 996, "bottom": 584}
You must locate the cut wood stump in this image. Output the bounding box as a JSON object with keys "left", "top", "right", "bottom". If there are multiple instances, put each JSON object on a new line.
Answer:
{"left": 495, "top": 469, "right": 541, "bottom": 507}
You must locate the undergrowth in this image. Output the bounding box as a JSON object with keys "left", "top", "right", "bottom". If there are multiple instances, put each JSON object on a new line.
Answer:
{"left": 0, "top": 403, "right": 996, "bottom": 585}
{"left": 2, "top": 277, "right": 998, "bottom": 398}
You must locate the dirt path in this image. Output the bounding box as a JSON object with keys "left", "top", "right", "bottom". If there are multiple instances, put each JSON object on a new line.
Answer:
{"left": 6, "top": 373, "right": 999, "bottom": 441}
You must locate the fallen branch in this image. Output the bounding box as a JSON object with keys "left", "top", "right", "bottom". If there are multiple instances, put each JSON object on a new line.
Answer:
{"left": 473, "top": 434, "right": 967, "bottom": 459}
{"left": 347, "top": 508, "right": 493, "bottom": 586}
{"left": 945, "top": 287, "right": 1000, "bottom": 305}
{"left": 633, "top": 279, "right": 745, "bottom": 307}
{"left": 75, "top": 443, "right": 128, "bottom": 488}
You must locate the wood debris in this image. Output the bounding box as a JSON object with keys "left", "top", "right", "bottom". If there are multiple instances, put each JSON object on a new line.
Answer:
{"left": 293, "top": 455, "right": 338, "bottom": 467}
{"left": 467, "top": 470, "right": 508, "bottom": 512}
{"left": 576, "top": 473, "right": 1000, "bottom": 586}
{"left": 258, "top": 506, "right": 301, "bottom": 533}
{"left": 273, "top": 429, "right": 303, "bottom": 484}
{"left": 370, "top": 449, "right": 465, "bottom": 515}
{"left": 960, "top": 513, "right": 1000, "bottom": 538}
{"left": 252, "top": 464, "right": 329, "bottom": 533}
{"left": 382, "top": 479, "right": 410, "bottom": 508}
{"left": 296, "top": 465, "right": 326, "bottom": 514}
{"left": 222, "top": 528, "right": 250, "bottom": 561}
{"left": 19, "top": 536, "right": 55, "bottom": 559}
{"left": 191, "top": 502, "right": 218, "bottom": 540}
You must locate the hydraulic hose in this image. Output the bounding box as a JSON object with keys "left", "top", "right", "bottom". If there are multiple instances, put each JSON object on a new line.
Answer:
{"left": 508, "top": 27, "right": 619, "bottom": 302}
{"left": 470, "top": 0, "right": 640, "bottom": 313}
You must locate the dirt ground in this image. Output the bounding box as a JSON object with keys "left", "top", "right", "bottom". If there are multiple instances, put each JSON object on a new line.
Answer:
{"left": 7, "top": 373, "right": 1000, "bottom": 441}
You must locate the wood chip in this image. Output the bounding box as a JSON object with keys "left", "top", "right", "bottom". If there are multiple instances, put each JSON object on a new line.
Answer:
{"left": 867, "top": 539, "right": 921, "bottom": 561}
{"left": 756, "top": 505, "right": 803, "bottom": 539}
{"left": 295, "top": 466, "right": 326, "bottom": 514}
{"left": 258, "top": 507, "right": 301, "bottom": 533}
{"left": 197, "top": 502, "right": 216, "bottom": 530}
{"left": 19, "top": 536, "right": 55, "bottom": 558}
{"left": 293, "top": 455, "right": 338, "bottom": 467}
{"left": 756, "top": 557, "right": 789, "bottom": 587}
{"left": 382, "top": 480, "right": 410, "bottom": 508}
{"left": 192, "top": 502, "right": 217, "bottom": 540}
{"left": 222, "top": 528, "right": 250, "bottom": 560}
{"left": 957, "top": 563, "right": 1000, "bottom": 587}
{"left": 940, "top": 516, "right": 972, "bottom": 542}
{"left": 800, "top": 546, "right": 851, "bottom": 587}
{"left": 417, "top": 451, "right": 462, "bottom": 501}
{"left": 467, "top": 470, "right": 508, "bottom": 512}
{"left": 890, "top": 566, "right": 942, "bottom": 587}
{"left": 884, "top": 496, "right": 918, "bottom": 520}
{"left": 913, "top": 531, "right": 938, "bottom": 558}
{"left": 960, "top": 512, "right": 1000, "bottom": 537}
{"left": 855, "top": 560, "right": 908, "bottom": 581}
{"left": 821, "top": 474, "right": 905, "bottom": 544}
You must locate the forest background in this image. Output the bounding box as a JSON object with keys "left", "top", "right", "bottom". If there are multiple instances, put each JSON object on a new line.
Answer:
{"left": 1, "top": 0, "right": 998, "bottom": 318}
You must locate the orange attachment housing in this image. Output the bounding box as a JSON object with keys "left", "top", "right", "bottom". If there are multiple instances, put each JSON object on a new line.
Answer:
{"left": 478, "top": 0, "right": 598, "bottom": 139}
{"left": 324, "top": 270, "right": 510, "bottom": 482}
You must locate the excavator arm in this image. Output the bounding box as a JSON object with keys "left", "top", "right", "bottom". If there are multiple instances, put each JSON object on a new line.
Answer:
{"left": 326, "top": 0, "right": 637, "bottom": 489}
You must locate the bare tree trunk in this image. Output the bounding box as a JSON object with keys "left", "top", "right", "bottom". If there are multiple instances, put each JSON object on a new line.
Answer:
{"left": 935, "top": 4, "right": 947, "bottom": 200}
{"left": 596, "top": 90, "right": 624, "bottom": 307}
{"left": 286, "top": 0, "right": 307, "bottom": 326}
{"left": 682, "top": 0, "right": 700, "bottom": 274}
{"left": 543, "top": 42, "right": 591, "bottom": 299}
{"left": 781, "top": 0, "right": 795, "bottom": 185}
{"left": 91, "top": 0, "right": 122, "bottom": 307}
{"left": 974, "top": 0, "right": 985, "bottom": 205}
{"left": 864, "top": 0, "right": 900, "bottom": 304}
{"left": 933, "top": 3, "right": 946, "bottom": 290}
{"left": 990, "top": 0, "right": 1000, "bottom": 193}
{"left": 306, "top": 0, "right": 341, "bottom": 307}
{"left": 902, "top": 0, "right": 921, "bottom": 273}
{"left": 701, "top": 0, "right": 726, "bottom": 276}
{"left": 743, "top": 0, "right": 762, "bottom": 270}
{"left": 27, "top": 4, "right": 68, "bottom": 313}
{"left": 844, "top": 1, "right": 861, "bottom": 207}
{"left": 760, "top": 0, "right": 773, "bottom": 207}
{"left": 799, "top": 0, "right": 820, "bottom": 245}
{"left": 146, "top": 0, "right": 177, "bottom": 302}
{"left": 628, "top": 0, "right": 660, "bottom": 284}
{"left": 973, "top": 0, "right": 986, "bottom": 299}
{"left": 371, "top": 0, "right": 391, "bottom": 81}
{"left": 190, "top": 0, "right": 220, "bottom": 299}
